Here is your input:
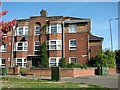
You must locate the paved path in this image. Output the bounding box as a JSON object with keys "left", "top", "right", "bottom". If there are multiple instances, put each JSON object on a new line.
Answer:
{"left": 61, "top": 74, "right": 119, "bottom": 89}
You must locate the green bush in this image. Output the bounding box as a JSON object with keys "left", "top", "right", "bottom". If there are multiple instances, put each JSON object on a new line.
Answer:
{"left": 59, "top": 58, "right": 66, "bottom": 67}
{"left": 20, "top": 68, "right": 26, "bottom": 74}
{"left": 51, "top": 67, "right": 60, "bottom": 81}
{"left": 88, "top": 49, "right": 116, "bottom": 68}
{"left": 40, "top": 42, "right": 49, "bottom": 68}
{"left": 65, "top": 63, "right": 88, "bottom": 69}
{"left": 0, "top": 68, "right": 8, "bottom": 75}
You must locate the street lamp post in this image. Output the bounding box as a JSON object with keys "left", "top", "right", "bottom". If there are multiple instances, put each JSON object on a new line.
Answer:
{"left": 109, "top": 18, "right": 119, "bottom": 51}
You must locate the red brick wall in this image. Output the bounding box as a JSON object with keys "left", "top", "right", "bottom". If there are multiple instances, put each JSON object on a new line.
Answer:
{"left": 65, "top": 32, "right": 89, "bottom": 64}
{"left": 73, "top": 68, "right": 95, "bottom": 77}
{"left": 108, "top": 68, "right": 116, "bottom": 75}
{"left": 60, "top": 68, "right": 74, "bottom": 77}
{"left": 7, "top": 67, "right": 116, "bottom": 76}
{"left": 30, "top": 68, "right": 51, "bottom": 76}
{"left": 7, "top": 67, "right": 14, "bottom": 74}
{"left": 89, "top": 41, "right": 102, "bottom": 58}
{"left": 29, "top": 68, "right": 95, "bottom": 77}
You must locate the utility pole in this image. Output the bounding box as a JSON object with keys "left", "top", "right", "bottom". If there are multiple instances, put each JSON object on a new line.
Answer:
{"left": 109, "top": 19, "right": 113, "bottom": 51}
{"left": 109, "top": 18, "right": 119, "bottom": 51}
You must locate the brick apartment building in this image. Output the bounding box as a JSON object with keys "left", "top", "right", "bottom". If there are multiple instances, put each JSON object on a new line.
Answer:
{"left": 0, "top": 9, "right": 103, "bottom": 68}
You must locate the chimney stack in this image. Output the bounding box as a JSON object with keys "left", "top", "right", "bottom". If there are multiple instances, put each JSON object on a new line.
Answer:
{"left": 40, "top": 9, "right": 47, "bottom": 17}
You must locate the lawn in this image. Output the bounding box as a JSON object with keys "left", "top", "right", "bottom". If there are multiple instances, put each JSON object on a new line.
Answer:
{"left": 0, "top": 77, "right": 111, "bottom": 90}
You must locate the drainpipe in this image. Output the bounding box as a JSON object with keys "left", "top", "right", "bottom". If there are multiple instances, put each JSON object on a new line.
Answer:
{"left": 10, "top": 24, "right": 17, "bottom": 67}
{"left": 61, "top": 21, "right": 65, "bottom": 58}
{"left": 88, "top": 34, "right": 90, "bottom": 61}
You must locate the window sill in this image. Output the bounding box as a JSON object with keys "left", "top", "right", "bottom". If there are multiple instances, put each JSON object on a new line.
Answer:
{"left": 0, "top": 51, "right": 7, "bottom": 53}
{"left": 69, "top": 49, "right": 77, "bottom": 51}
{"left": 48, "top": 49, "right": 62, "bottom": 51}
{"left": 34, "top": 34, "right": 40, "bottom": 35}
{"left": 14, "top": 50, "right": 27, "bottom": 52}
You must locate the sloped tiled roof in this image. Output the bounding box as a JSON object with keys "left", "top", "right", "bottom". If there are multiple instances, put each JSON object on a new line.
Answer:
{"left": 89, "top": 34, "right": 103, "bottom": 41}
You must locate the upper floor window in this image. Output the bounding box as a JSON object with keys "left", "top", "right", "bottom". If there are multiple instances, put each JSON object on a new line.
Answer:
{"left": 69, "top": 57, "right": 77, "bottom": 64}
{"left": 35, "top": 25, "right": 41, "bottom": 35}
{"left": 16, "top": 26, "right": 28, "bottom": 36}
{"left": 14, "top": 42, "right": 28, "bottom": 51}
{"left": 34, "top": 41, "right": 40, "bottom": 51}
{"left": 69, "top": 39, "right": 77, "bottom": 50}
{"left": 0, "top": 44, "right": 7, "bottom": 52}
{"left": 48, "top": 24, "right": 62, "bottom": 34}
{"left": 0, "top": 58, "right": 5, "bottom": 67}
{"left": 47, "top": 40, "right": 62, "bottom": 50}
{"left": 69, "top": 24, "right": 76, "bottom": 33}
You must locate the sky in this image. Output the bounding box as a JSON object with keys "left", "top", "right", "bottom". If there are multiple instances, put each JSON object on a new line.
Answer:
{"left": 1, "top": 2, "right": 119, "bottom": 50}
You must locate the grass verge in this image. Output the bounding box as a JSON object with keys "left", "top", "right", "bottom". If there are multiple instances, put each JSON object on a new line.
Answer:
{"left": 0, "top": 77, "right": 111, "bottom": 90}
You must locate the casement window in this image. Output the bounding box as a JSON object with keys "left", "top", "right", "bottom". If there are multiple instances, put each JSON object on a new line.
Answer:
{"left": 0, "top": 44, "right": 7, "bottom": 52}
{"left": 16, "top": 26, "right": 28, "bottom": 36}
{"left": 69, "top": 39, "right": 77, "bottom": 50}
{"left": 0, "top": 58, "right": 5, "bottom": 67}
{"left": 69, "top": 57, "right": 77, "bottom": 64}
{"left": 34, "top": 41, "right": 40, "bottom": 51}
{"left": 69, "top": 24, "right": 76, "bottom": 33}
{"left": 48, "top": 24, "right": 62, "bottom": 34}
{"left": 15, "top": 58, "right": 27, "bottom": 67}
{"left": 47, "top": 40, "right": 62, "bottom": 50}
{"left": 14, "top": 42, "right": 28, "bottom": 51}
{"left": 35, "top": 25, "right": 40, "bottom": 35}
{"left": 49, "top": 57, "right": 61, "bottom": 67}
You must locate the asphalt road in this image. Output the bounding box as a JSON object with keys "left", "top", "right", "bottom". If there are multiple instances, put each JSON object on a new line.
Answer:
{"left": 61, "top": 74, "right": 119, "bottom": 89}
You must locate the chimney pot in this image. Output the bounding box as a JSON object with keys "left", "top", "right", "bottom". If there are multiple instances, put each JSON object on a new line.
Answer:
{"left": 40, "top": 9, "right": 47, "bottom": 17}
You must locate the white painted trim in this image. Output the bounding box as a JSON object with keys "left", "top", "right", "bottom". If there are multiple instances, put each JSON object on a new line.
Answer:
{"left": 69, "top": 24, "right": 76, "bottom": 33}
{"left": 69, "top": 57, "right": 77, "bottom": 63}
{"left": 69, "top": 39, "right": 77, "bottom": 50}
{"left": 34, "top": 41, "right": 40, "bottom": 51}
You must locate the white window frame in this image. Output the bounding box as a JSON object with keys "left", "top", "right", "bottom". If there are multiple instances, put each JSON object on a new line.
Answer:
{"left": 15, "top": 58, "right": 27, "bottom": 68}
{"left": 49, "top": 57, "right": 61, "bottom": 67}
{"left": 69, "top": 57, "right": 77, "bottom": 64}
{"left": 0, "top": 44, "right": 7, "bottom": 52}
{"left": 69, "top": 24, "right": 76, "bottom": 33}
{"left": 48, "top": 24, "right": 62, "bottom": 34}
{"left": 47, "top": 40, "right": 62, "bottom": 50}
{"left": 16, "top": 26, "right": 28, "bottom": 36}
{"left": 69, "top": 39, "right": 77, "bottom": 50}
{"left": 34, "top": 25, "right": 41, "bottom": 35}
{"left": 14, "top": 42, "right": 28, "bottom": 51}
{"left": 0, "top": 58, "right": 6, "bottom": 67}
{"left": 34, "top": 41, "right": 40, "bottom": 51}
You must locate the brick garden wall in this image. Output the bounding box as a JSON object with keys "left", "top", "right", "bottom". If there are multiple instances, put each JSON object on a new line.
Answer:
{"left": 108, "top": 68, "right": 116, "bottom": 75}
{"left": 7, "top": 67, "right": 117, "bottom": 77}
{"left": 29, "top": 68, "right": 95, "bottom": 77}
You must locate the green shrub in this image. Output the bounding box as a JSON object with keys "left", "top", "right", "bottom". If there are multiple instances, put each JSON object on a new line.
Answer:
{"left": 40, "top": 42, "right": 49, "bottom": 68}
{"left": 20, "top": 69, "right": 26, "bottom": 74}
{"left": 88, "top": 49, "right": 116, "bottom": 68}
{"left": 59, "top": 58, "right": 66, "bottom": 67}
{"left": 65, "top": 63, "right": 88, "bottom": 69}
{"left": 0, "top": 68, "right": 8, "bottom": 75}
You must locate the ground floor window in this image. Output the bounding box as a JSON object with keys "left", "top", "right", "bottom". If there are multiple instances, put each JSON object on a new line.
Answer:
{"left": 69, "top": 57, "right": 77, "bottom": 64}
{"left": 49, "top": 57, "right": 61, "bottom": 67}
{"left": 15, "top": 58, "right": 27, "bottom": 68}
{"left": 0, "top": 58, "right": 5, "bottom": 67}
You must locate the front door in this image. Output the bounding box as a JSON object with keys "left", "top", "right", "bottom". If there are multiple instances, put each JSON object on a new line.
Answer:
{"left": 32, "top": 57, "right": 41, "bottom": 67}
